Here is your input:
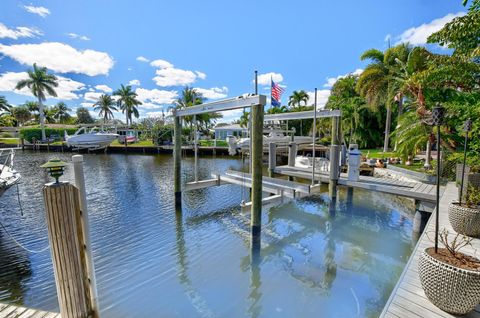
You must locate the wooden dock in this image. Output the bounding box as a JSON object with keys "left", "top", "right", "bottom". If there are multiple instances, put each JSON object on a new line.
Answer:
{"left": 274, "top": 165, "right": 439, "bottom": 203}
{"left": 0, "top": 303, "right": 60, "bottom": 318}
{"left": 381, "top": 182, "right": 480, "bottom": 318}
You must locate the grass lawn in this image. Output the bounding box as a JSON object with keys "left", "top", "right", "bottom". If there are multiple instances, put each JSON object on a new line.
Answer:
{"left": 360, "top": 148, "right": 397, "bottom": 159}
{"left": 0, "top": 138, "right": 20, "bottom": 145}
{"left": 199, "top": 140, "right": 228, "bottom": 147}
{"left": 110, "top": 140, "right": 155, "bottom": 147}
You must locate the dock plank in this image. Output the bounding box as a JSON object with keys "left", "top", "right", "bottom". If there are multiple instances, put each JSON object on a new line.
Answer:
{"left": 0, "top": 304, "right": 60, "bottom": 318}
{"left": 381, "top": 182, "right": 480, "bottom": 318}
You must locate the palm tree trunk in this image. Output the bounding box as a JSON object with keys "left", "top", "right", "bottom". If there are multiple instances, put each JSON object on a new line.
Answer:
{"left": 424, "top": 139, "right": 432, "bottom": 169}
{"left": 383, "top": 105, "right": 392, "bottom": 152}
{"left": 38, "top": 97, "right": 46, "bottom": 140}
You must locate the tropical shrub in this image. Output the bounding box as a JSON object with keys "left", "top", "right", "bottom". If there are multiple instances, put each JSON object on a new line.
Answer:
{"left": 20, "top": 127, "right": 77, "bottom": 142}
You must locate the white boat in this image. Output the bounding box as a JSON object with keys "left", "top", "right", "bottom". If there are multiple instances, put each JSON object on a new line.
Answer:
{"left": 0, "top": 149, "right": 21, "bottom": 196}
{"left": 226, "top": 130, "right": 312, "bottom": 155}
{"left": 295, "top": 155, "right": 330, "bottom": 172}
{"left": 65, "top": 127, "right": 118, "bottom": 150}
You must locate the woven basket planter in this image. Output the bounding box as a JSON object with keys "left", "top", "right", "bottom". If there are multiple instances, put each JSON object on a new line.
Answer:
{"left": 449, "top": 203, "right": 480, "bottom": 237}
{"left": 419, "top": 247, "right": 480, "bottom": 315}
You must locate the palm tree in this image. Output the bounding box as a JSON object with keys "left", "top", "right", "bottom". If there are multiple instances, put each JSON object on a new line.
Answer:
{"left": 53, "top": 102, "right": 71, "bottom": 123}
{"left": 288, "top": 90, "right": 309, "bottom": 109}
{"left": 15, "top": 63, "right": 58, "bottom": 140}
{"left": 0, "top": 96, "right": 10, "bottom": 113}
{"left": 356, "top": 44, "right": 411, "bottom": 152}
{"left": 93, "top": 94, "right": 117, "bottom": 123}
{"left": 24, "top": 101, "right": 39, "bottom": 113}
{"left": 113, "top": 84, "right": 142, "bottom": 126}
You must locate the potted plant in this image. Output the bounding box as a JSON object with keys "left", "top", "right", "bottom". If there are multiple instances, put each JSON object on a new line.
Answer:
{"left": 449, "top": 185, "right": 480, "bottom": 237}
{"left": 419, "top": 229, "right": 480, "bottom": 315}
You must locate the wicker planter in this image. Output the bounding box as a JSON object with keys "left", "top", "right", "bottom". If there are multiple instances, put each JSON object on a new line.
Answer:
{"left": 419, "top": 247, "right": 480, "bottom": 315}
{"left": 449, "top": 202, "right": 480, "bottom": 237}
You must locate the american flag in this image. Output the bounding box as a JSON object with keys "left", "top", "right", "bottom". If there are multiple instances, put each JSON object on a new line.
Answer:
{"left": 271, "top": 79, "right": 285, "bottom": 107}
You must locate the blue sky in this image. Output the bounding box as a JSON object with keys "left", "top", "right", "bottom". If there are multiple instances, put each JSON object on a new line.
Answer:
{"left": 0, "top": 0, "right": 466, "bottom": 122}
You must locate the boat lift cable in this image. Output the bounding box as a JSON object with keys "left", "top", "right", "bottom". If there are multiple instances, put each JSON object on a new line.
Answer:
{"left": 16, "top": 183, "right": 24, "bottom": 216}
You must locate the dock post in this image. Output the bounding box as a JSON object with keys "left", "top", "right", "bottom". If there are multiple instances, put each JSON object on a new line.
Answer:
{"left": 42, "top": 181, "right": 93, "bottom": 318}
{"left": 288, "top": 142, "right": 297, "bottom": 181}
{"left": 21, "top": 138, "right": 25, "bottom": 150}
{"left": 251, "top": 102, "right": 264, "bottom": 251}
{"left": 268, "top": 142, "right": 276, "bottom": 178}
{"left": 174, "top": 114, "right": 182, "bottom": 206}
{"left": 329, "top": 115, "right": 340, "bottom": 198}
{"left": 72, "top": 155, "right": 99, "bottom": 318}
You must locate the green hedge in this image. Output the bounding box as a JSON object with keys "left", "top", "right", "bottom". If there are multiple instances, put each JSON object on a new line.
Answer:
{"left": 20, "top": 127, "right": 78, "bottom": 142}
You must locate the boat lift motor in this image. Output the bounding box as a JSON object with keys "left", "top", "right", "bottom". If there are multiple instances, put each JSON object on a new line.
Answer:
{"left": 348, "top": 144, "right": 361, "bottom": 182}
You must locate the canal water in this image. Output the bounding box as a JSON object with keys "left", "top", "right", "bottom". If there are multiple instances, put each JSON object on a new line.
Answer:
{"left": 0, "top": 151, "right": 415, "bottom": 317}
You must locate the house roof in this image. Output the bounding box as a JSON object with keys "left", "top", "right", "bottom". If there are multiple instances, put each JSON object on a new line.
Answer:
{"left": 214, "top": 124, "right": 247, "bottom": 131}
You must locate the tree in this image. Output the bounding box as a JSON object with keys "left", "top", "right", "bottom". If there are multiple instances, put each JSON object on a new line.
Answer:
{"left": 76, "top": 107, "right": 95, "bottom": 124}
{"left": 0, "top": 96, "right": 10, "bottom": 113}
{"left": 15, "top": 63, "right": 58, "bottom": 140}
{"left": 24, "top": 101, "right": 39, "bottom": 113}
{"left": 428, "top": 0, "right": 480, "bottom": 59}
{"left": 356, "top": 44, "right": 413, "bottom": 152}
{"left": 93, "top": 94, "right": 117, "bottom": 123}
{"left": 53, "top": 102, "right": 71, "bottom": 123}
{"left": 326, "top": 75, "right": 368, "bottom": 146}
{"left": 113, "top": 84, "right": 142, "bottom": 126}
{"left": 266, "top": 105, "right": 288, "bottom": 114}
{"left": 11, "top": 107, "right": 31, "bottom": 126}
{"left": 288, "top": 90, "right": 309, "bottom": 109}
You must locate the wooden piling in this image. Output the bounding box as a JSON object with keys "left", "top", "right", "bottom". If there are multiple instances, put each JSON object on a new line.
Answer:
{"left": 268, "top": 142, "right": 276, "bottom": 178}
{"left": 329, "top": 116, "right": 340, "bottom": 198}
{"left": 288, "top": 142, "right": 297, "bottom": 181}
{"left": 250, "top": 103, "right": 264, "bottom": 246}
{"left": 43, "top": 182, "right": 92, "bottom": 318}
{"left": 72, "top": 155, "right": 99, "bottom": 318}
{"left": 174, "top": 114, "right": 182, "bottom": 206}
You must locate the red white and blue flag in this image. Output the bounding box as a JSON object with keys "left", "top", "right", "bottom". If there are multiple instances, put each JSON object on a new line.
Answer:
{"left": 271, "top": 79, "right": 285, "bottom": 107}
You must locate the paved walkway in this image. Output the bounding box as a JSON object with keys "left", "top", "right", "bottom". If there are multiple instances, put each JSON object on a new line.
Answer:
{"left": 381, "top": 182, "right": 480, "bottom": 318}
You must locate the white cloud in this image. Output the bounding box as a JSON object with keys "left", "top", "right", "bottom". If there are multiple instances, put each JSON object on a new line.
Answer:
{"left": 153, "top": 68, "right": 199, "bottom": 87}
{"left": 80, "top": 102, "right": 94, "bottom": 108}
{"left": 0, "top": 42, "right": 114, "bottom": 76}
{"left": 195, "top": 71, "right": 206, "bottom": 80}
{"left": 150, "top": 59, "right": 173, "bottom": 68}
{"left": 135, "top": 88, "right": 178, "bottom": 107}
{"left": 128, "top": 79, "right": 140, "bottom": 86}
{"left": 0, "top": 23, "right": 43, "bottom": 39}
{"left": 23, "top": 5, "right": 50, "bottom": 17}
{"left": 218, "top": 109, "right": 244, "bottom": 123}
{"left": 83, "top": 92, "right": 103, "bottom": 102}
{"left": 307, "top": 89, "right": 331, "bottom": 108}
{"left": 0, "top": 71, "right": 85, "bottom": 100}
{"left": 146, "top": 111, "right": 169, "bottom": 118}
{"left": 95, "top": 84, "right": 112, "bottom": 93}
{"left": 149, "top": 59, "right": 206, "bottom": 87}
{"left": 137, "top": 56, "right": 150, "bottom": 63}
{"left": 194, "top": 87, "right": 228, "bottom": 100}
{"left": 67, "top": 33, "right": 90, "bottom": 41}
{"left": 257, "top": 72, "right": 283, "bottom": 85}
{"left": 323, "top": 68, "right": 363, "bottom": 88}
{"left": 396, "top": 12, "right": 465, "bottom": 45}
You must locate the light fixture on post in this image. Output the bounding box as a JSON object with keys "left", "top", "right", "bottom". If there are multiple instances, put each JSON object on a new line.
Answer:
{"left": 432, "top": 104, "right": 444, "bottom": 254}
{"left": 459, "top": 118, "right": 472, "bottom": 205}
{"left": 41, "top": 159, "right": 68, "bottom": 184}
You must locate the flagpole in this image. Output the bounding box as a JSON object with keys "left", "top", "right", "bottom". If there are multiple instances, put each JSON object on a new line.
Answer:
{"left": 312, "top": 88, "right": 317, "bottom": 185}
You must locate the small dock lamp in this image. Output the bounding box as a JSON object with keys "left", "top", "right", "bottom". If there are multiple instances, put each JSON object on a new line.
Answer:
{"left": 459, "top": 118, "right": 472, "bottom": 205}
{"left": 41, "top": 159, "right": 68, "bottom": 184}
{"left": 432, "top": 104, "right": 445, "bottom": 254}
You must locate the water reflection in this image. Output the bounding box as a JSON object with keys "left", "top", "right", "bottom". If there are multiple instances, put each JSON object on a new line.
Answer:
{"left": 0, "top": 235, "right": 32, "bottom": 304}
{"left": 0, "top": 151, "right": 415, "bottom": 317}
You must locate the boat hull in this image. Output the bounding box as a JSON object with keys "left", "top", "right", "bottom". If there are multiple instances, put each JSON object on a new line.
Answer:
{"left": 66, "top": 133, "right": 118, "bottom": 149}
